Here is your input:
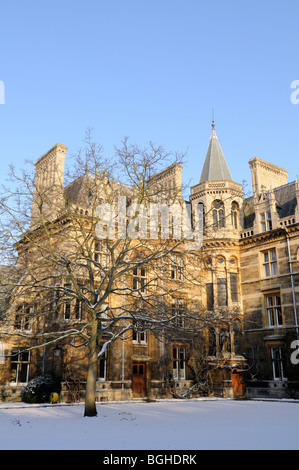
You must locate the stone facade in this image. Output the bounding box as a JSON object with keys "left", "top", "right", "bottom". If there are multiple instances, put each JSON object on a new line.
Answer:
{"left": 0, "top": 124, "right": 298, "bottom": 402}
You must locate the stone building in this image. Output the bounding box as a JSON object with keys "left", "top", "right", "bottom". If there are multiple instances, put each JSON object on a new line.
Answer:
{"left": 0, "top": 123, "right": 298, "bottom": 402}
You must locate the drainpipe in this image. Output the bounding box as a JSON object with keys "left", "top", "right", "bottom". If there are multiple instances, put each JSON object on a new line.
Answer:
{"left": 284, "top": 227, "right": 299, "bottom": 340}
{"left": 161, "top": 261, "right": 165, "bottom": 382}
{"left": 122, "top": 274, "right": 125, "bottom": 390}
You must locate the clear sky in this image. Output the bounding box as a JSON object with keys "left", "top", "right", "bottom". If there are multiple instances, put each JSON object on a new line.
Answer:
{"left": 0, "top": 0, "right": 298, "bottom": 197}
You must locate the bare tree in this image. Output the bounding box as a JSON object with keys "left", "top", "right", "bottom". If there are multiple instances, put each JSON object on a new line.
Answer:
{"left": 0, "top": 132, "right": 238, "bottom": 417}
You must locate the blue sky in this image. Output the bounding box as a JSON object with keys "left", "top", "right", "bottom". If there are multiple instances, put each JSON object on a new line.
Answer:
{"left": 0, "top": 0, "right": 298, "bottom": 197}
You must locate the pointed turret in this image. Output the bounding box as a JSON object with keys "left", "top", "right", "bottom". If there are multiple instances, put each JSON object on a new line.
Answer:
{"left": 199, "top": 122, "right": 233, "bottom": 183}
{"left": 190, "top": 121, "right": 244, "bottom": 238}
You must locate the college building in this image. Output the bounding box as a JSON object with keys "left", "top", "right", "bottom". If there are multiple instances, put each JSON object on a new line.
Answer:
{"left": 0, "top": 123, "right": 298, "bottom": 402}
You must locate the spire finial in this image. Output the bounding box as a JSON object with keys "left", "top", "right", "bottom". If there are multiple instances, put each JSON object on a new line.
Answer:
{"left": 211, "top": 108, "right": 215, "bottom": 130}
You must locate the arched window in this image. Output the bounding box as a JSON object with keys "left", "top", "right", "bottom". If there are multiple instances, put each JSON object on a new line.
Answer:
{"left": 231, "top": 202, "right": 239, "bottom": 229}
{"left": 212, "top": 200, "right": 225, "bottom": 228}
{"left": 197, "top": 202, "right": 205, "bottom": 227}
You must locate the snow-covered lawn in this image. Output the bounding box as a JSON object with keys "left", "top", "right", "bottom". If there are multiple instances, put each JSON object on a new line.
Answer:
{"left": 0, "top": 398, "right": 298, "bottom": 450}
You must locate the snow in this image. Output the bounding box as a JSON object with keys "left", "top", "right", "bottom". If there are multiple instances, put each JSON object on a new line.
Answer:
{"left": 0, "top": 398, "right": 298, "bottom": 450}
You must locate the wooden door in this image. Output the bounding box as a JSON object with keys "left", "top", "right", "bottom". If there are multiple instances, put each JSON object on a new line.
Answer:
{"left": 132, "top": 362, "right": 146, "bottom": 397}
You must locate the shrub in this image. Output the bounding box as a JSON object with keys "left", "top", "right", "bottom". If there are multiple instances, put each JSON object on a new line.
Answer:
{"left": 21, "top": 375, "right": 60, "bottom": 404}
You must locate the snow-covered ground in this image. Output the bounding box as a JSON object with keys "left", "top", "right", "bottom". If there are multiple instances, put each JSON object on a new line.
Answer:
{"left": 0, "top": 398, "right": 298, "bottom": 450}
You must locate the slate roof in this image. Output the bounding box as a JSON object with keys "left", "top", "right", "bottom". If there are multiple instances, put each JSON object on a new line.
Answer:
{"left": 243, "top": 181, "right": 298, "bottom": 229}
{"left": 199, "top": 123, "right": 233, "bottom": 183}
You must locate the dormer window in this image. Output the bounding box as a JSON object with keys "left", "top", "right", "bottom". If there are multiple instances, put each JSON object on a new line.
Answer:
{"left": 261, "top": 211, "right": 272, "bottom": 232}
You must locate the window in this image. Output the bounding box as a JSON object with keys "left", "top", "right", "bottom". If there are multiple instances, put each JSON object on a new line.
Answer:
{"left": 48, "top": 288, "right": 60, "bottom": 317}
{"left": 64, "top": 284, "right": 72, "bottom": 320}
{"left": 271, "top": 346, "right": 286, "bottom": 380}
{"left": 212, "top": 200, "right": 225, "bottom": 228}
{"left": 262, "top": 249, "right": 278, "bottom": 277}
{"left": 171, "top": 254, "right": 184, "bottom": 280}
{"left": 217, "top": 278, "right": 227, "bottom": 307}
{"left": 172, "top": 347, "right": 186, "bottom": 380}
{"left": 98, "top": 348, "right": 107, "bottom": 380}
{"left": 14, "top": 305, "right": 33, "bottom": 331}
{"left": 94, "top": 240, "right": 109, "bottom": 267}
{"left": 261, "top": 211, "right": 272, "bottom": 232}
{"left": 132, "top": 322, "right": 147, "bottom": 344}
{"left": 75, "top": 299, "right": 82, "bottom": 320}
{"left": 197, "top": 202, "right": 205, "bottom": 229}
{"left": 231, "top": 202, "right": 238, "bottom": 229}
{"left": 172, "top": 298, "right": 185, "bottom": 327}
{"left": 10, "top": 350, "right": 30, "bottom": 384}
{"left": 206, "top": 283, "right": 214, "bottom": 310}
{"left": 230, "top": 273, "right": 238, "bottom": 303}
{"left": 266, "top": 293, "right": 283, "bottom": 327}
{"left": 133, "top": 267, "right": 146, "bottom": 294}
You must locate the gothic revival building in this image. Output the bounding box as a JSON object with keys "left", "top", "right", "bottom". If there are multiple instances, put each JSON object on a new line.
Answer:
{"left": 0, "top": 123, "right": 298, "bottom": 402}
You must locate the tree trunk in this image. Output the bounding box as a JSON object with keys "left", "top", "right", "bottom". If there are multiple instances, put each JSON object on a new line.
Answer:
{"left": 84, "top": 321, "right": 99, "bottom": 417}
{"left": 84, "top": 353, "right": 98, "bottom": 416}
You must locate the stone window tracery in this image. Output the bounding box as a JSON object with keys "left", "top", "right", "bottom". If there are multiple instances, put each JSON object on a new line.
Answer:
{"left": 212, "top": 200, "right": 225, "bottom": 228}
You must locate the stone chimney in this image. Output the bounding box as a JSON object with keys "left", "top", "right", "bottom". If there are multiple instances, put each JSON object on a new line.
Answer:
{"left": 249, "top": 157, "right": 288, "bottom": 195}
{"left": 30, "top": 143, "right": 67, "bottom": 228}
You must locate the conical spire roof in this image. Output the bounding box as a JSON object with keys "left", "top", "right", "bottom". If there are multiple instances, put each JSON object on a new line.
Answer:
{"left": 199, "top": 122, "right": 233, "bottom": 183}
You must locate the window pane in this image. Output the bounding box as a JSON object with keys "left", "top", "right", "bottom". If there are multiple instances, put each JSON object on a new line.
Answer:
{"left": 98, "top": 358, "right": 106, "bottom": 379}
{"left": 206, "top": 283, "right": 214, "bottom": 309}
{"left": 271, "top": 262, "right": 277, "bottom": 276}
{"left": 230, "top": 273, "right": 238, "bottom": 302}
{"left": 19, "top": 363, "right": 29, "bottom": 383}
{"left": 213, "top": 210, "right": 218, "bottom": 226}
{"left": 140, "top": 331, "right": 145, "bottom": 342}
{"left": 219, "top": 210, "right": 225, "bottom": 227}
{"left": 217, "top": 278, "right": 227, "bottom": 306}
{"left": 264, "top": 264, "right": 270, "bottom": 277}
{"left": 21, "top": 351, "right": 30, "bottom": 362}
{"left": 268, "top": 308, "right": 275, "bottom": 326}
{"left": 270, "top": 249, "right": 276, "bottom": 261}
{"left": 64, "top": 301, "right": 71, "bottom": 319}
{"left": 276, "top": 307, "right": 283, "bottom": 325}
